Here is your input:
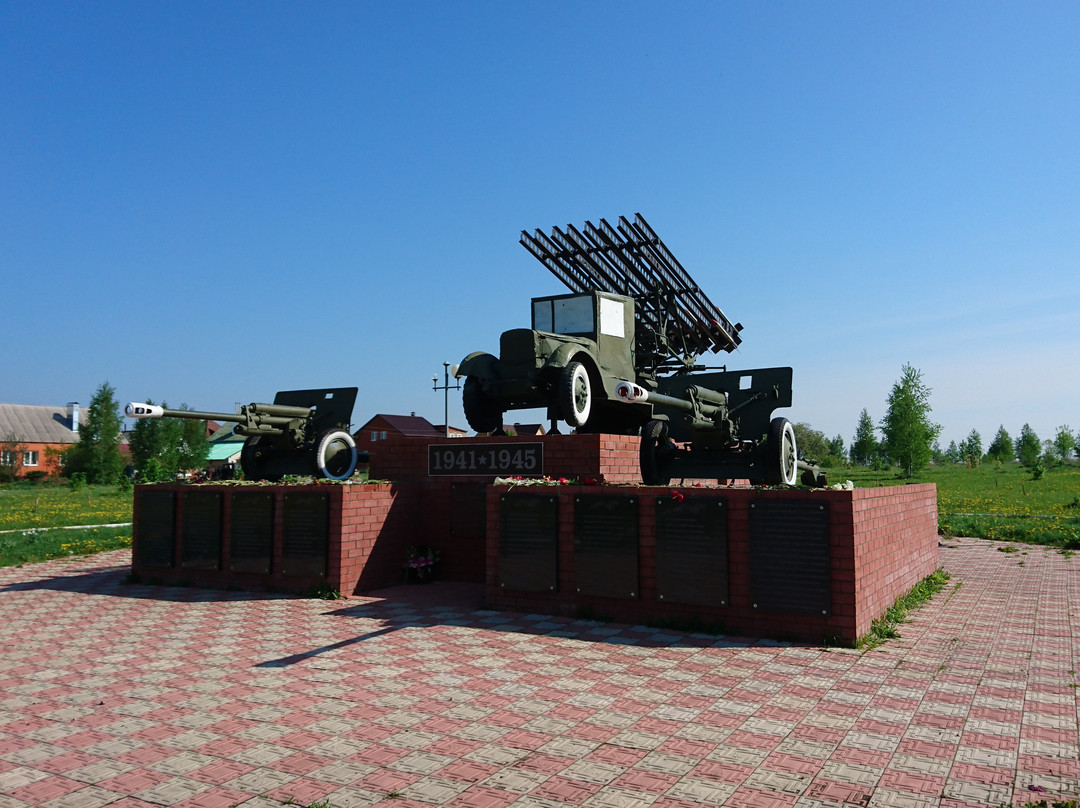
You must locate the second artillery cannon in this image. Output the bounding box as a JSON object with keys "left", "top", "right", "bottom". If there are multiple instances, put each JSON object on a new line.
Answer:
{"left": 125, "top": 387, "right": 364, "bottom": 481}
{"left": 615, "top": 371, "right": 826, "bottom": 487}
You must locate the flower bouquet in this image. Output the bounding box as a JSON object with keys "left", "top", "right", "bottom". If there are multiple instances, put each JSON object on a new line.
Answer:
{"left": 405, "top": 545, "right": 440, "bottom": 584}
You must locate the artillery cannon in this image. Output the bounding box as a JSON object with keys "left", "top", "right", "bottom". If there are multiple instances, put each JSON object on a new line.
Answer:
{"left": 125, "top": 387, "right": 363, "bottom": 481}
{"left": 615, "top": 373, "right": 826, "bottom": 487}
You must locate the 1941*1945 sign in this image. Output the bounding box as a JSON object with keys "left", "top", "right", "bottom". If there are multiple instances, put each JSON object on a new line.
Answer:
{"left": 428, "top": 443, "right": 543, "bottom": 476}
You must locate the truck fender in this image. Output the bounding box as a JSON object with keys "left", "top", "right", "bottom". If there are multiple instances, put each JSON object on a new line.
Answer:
{"left": 456, "top": 352, "right": 500, "bottom": 382}
{"left": 544, "top": 343, "right": 592, "bottom": 372}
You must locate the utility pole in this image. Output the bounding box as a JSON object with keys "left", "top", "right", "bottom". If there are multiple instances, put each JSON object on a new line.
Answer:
{"left": 432, "top": 362, "right": 461, "bottom": 438}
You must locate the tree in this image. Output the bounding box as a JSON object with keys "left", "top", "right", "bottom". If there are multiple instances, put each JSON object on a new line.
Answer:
{"left": 944, "top": 440, "right": 960, "bottom": 464}
{"left": 176, "top": 408, "right": 210, "bottom": 473}
{"left": 792, "top": 422, "right": 829, "bottom": 462}
{"left": 930, "top": 440, "right": 944, "bottom": 464}
{"left": 1053, "top": 424, "right": 1076, "bottom": 464}
{"left": 879, "top": 363, "right": 940, "bottom": 477}
{"left": 986, "top": 425, "right": 1014, "bottom": 463}
{"left": 827, "top": 434, "right": 846, "bottom": 463}
{"left": 65, "top": 381, "right": 125, "bottom": 484}
{"left": 1017, "top": 423, "right": 1041, "bottom": 467}
{"left": 0, "top": 432, "right": 28, "bottom": 482}
{"left": 850, "top": 409, "right": 878, "bottom": 466}
{"left": 129, "top": 402, "right": 210, "bottom": 481}
{"left": 959, "top": 428, "right": 983, "bottom": 466}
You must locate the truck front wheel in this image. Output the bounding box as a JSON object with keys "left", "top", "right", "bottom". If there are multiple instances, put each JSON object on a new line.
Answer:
{"left": 463, "top": 377, "right": 502, "bottom": 434}
{"left": 559, "top": 361, "right": 592, "bottom": 429}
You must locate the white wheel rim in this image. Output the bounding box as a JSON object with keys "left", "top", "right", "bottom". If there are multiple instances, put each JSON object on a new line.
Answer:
{"left": 570, "top": 364, "right": 591, "bottom": 425}
{"left": 781, "top": 421, "right": 798, "bottom": 485}
{"left": 318, "top": 430, "right": 358, "bottom": 480}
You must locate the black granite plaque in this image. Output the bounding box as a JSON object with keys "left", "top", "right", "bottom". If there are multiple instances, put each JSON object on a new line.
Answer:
{"left": 749, "top": 500, "right": 830, "bottom": 616}
{"left": 230, "top": 491, "right": 274, "bottom": 574}
{"left": 656, "top": 497, "right": 728, "bottom": 607}
{"left": 573, "top": 495, "right": 638, "bottom": 598}
{"left": 499, "top": 494, "right": 558, "bottom": 591}
{"left": 429, "top": 442, "right": 543, "bottom": 476}
{"left": 135, "top": 489, "right": 175, "bottom": 567}
{"left": 181, "top": 491, "right": 222, "bottom": 570}
{"left": 282, "top": 492, "right": 329, "bottom": 577}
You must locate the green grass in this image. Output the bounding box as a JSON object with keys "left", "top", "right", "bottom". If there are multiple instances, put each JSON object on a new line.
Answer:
{"left": 0, "top": 479, "right": 133, "bottom": 531}
{"left": 858, "top": 568, "right": 951, "bottom": 650}
{"left": 0, "top": 524, "right": 133, "bottom": 567}
{"left": 0, "top": 478, "right": 134, "bottom": 568}
{"left": 825, "top": 461, "right": 1080, "bottom": 548}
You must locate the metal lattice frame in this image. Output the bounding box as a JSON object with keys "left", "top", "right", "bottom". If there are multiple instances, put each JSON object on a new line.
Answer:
{"left": 520, "top": 214, "right": 742, "bottom": 368}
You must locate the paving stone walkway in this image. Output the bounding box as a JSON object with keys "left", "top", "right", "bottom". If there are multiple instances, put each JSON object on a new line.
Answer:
{"left": 0, "top": 537, "right": 1077, "bottom": 808}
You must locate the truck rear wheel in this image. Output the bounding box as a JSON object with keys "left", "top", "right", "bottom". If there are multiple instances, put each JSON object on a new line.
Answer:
{"left": 463, "top": 377, "right": 502, "bottom": 433}
{"left": 559, "top": 360, "right": 592, "bottom": 429}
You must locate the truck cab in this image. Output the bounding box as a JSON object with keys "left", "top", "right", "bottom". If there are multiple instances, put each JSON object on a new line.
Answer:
{"left": 456, "top": 290, "right": 652, "bottom": 434}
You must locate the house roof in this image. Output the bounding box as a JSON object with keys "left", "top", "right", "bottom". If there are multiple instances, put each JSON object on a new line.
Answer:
{"left": 360, "top": 414, "right": 441, "bottom": 437}
{"left": 0, "top": 403, "right": 84, "bottom": 444}
{"left": 207, "top": 443, "right": 243, "bottom": 462}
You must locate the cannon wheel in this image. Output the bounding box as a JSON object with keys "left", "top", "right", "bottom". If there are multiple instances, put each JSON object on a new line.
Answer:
{"left": 463, "top": 376, "right": 502, "bottom": 433}
{"left": 764, "top": 417, "right": 799, "bottom": 486}
{"left": 640, "top": 419, "right": 674, "bottom": 485}
{"left": 240, "top": 436, "right": 280, "bottom": 482}
{"left": 559, "top": 360, "right": 592, "bottom": 429}
{"left": 314, "top": 429, "right": 358, "bottom": 480}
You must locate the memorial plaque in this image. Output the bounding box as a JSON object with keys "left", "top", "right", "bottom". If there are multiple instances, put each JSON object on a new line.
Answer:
{"left": 499, "top": 494, "right": 558, "bottom": 591}
{"left": 282, "top": 492, "right": 329, "bottom": 577}
{"left": 230, "top": 491, "right": 274, "bottom": 574}
{"left": 656, "top": 497, "right": 728, "bottom": 607}
{"left": 749, "top": 500, "right": 830, "bottom": 616}
{"left": 181, "top": 491, "right": 222, "bottom": 569}
{"left": 574, "top": 495, "right": 638, "bottom": 598}
{"left": 135, "top": 489, "right": 175, "bottom": 567}
{"left": 429, "top": 442, "right": 543, "bottom": 476}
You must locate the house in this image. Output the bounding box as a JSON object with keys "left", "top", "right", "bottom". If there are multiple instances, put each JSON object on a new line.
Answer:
{"left": 355, "top": 413, "right": 443, "bottom": 447}
{"left": 474, "top": 423, "right": 547, "bottom": 437}
{"left": 432, "top": 425, "right": 469, "bottom": 438}
{"left": 0, "top": 402, "right": 85, "bottom": 478}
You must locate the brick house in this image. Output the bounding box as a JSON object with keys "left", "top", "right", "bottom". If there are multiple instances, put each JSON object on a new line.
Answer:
{"left": 0, "top": 402, "right": 85, "bottom": 478}
{"left": 355, "top": 413, "right": 442, "bottom": 449}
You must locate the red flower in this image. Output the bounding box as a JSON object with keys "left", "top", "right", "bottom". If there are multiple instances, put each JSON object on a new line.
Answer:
{"left": 671, "top": 490, "right": 685, "bottom": 503}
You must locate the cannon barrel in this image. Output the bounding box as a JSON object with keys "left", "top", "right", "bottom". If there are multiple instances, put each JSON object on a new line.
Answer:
{"left": 125, "top": 402, "right": 312, "bottom": 423}
{"left": 614, "top": 381, "right": 726, "bottom": 414}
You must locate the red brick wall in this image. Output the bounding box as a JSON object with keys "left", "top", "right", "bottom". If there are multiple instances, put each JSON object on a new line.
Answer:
{"left": 485, "top": 483, "right": 939, "bottom": 645}
{"left": 131, "top": 483, "right": 422, "bottom": 596}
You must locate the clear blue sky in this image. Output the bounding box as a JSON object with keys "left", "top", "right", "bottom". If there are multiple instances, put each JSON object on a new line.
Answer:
{"left": 3, "top": 2, "right": 1077, "bottom": 450}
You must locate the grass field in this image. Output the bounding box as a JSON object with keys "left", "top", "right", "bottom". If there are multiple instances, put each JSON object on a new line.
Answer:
{"left": 0, "top": 480, "right": 133, "bottom": 567}
{"left": 825, "top": 461, "right": 1080, "bottom": 548}
{"left": 0, "top": 462, "right": 1076, "bottom": 567}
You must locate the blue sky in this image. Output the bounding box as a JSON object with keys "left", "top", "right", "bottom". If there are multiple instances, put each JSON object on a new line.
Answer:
{"left": 3, "top": 2, "right": 1077, "bottom": 450}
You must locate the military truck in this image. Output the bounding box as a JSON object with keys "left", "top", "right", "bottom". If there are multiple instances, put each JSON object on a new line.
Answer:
{"left": 457, "top": 289, "right": 652, "bottom": 434}
{"left": 455, "top": 213, "right": 824, "bottom": 487}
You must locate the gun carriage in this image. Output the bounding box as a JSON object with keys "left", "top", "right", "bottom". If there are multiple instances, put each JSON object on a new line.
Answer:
{"left": 126, "top": 387, "right": 363, "bottom": 481}
{"left": 456, "top": 214, "right": 825, "bottom": 487}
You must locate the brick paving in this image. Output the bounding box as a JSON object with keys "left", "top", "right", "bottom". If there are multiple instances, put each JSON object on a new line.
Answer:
{"left": 0, "top": 536, "right": 1077, "bottom": 808}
